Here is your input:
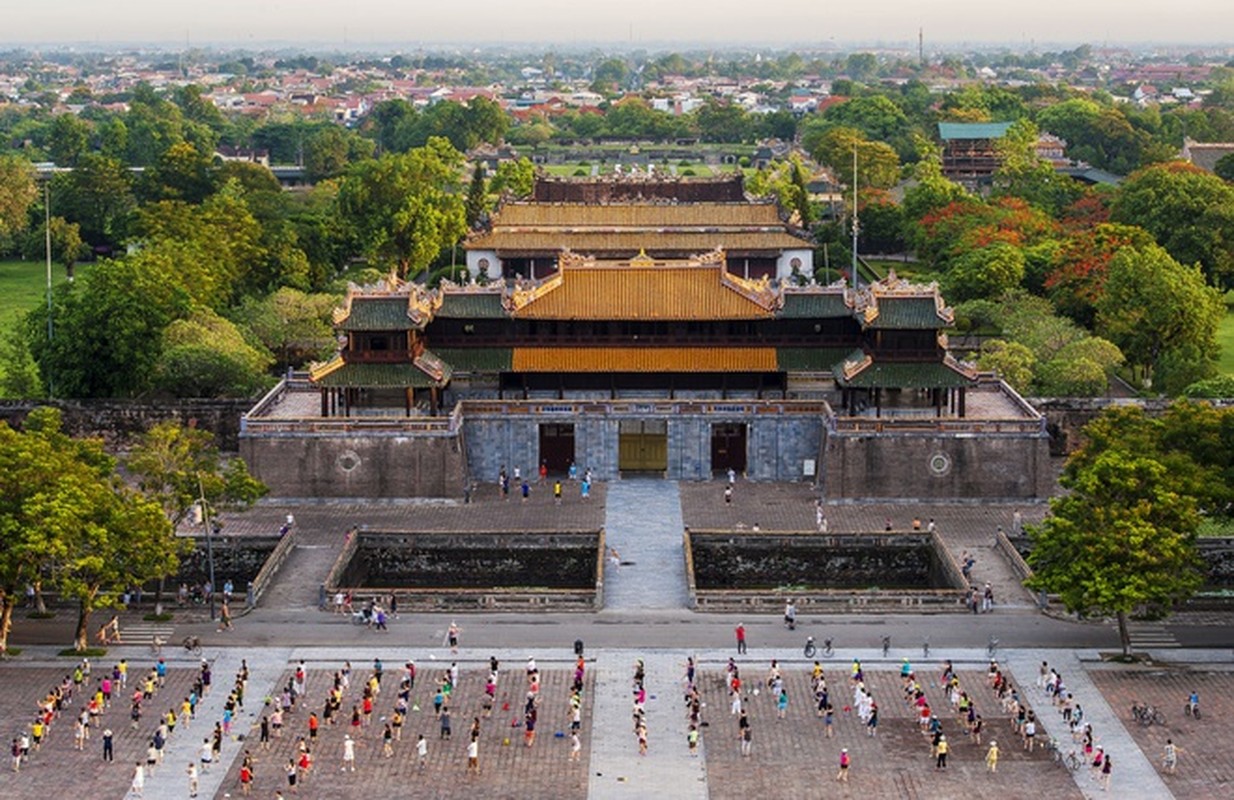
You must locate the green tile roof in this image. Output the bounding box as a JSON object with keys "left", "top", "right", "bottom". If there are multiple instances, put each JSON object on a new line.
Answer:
{"left": 433, "top": 347, "right": 513, "bottom": 372}
{"left": 338, "top": 297, "right": 417, "bottom": 331}
{"left": 313, "top": 360, "right": 449, "bottom": 388}
{"left": 938, "top": 121, "right": 1013, "bottom": 141}
{"left": 865, "top": 297, "right": 948, "bottom": 329}
{"left": 776, "top": 348, "right": 853, "bottom": 372}
{"left": 836, "top": 359, "right": 976, "bottom": 389}
{"left": 778, "top": 292, "right": 851, "bottom": 319}
{"left": 436, "top": 292, "right": 508, "bottom": 319}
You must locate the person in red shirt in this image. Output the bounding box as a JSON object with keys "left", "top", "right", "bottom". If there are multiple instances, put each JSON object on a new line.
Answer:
{"left": 735, "top": 623, "right": 747, "bottom": 654}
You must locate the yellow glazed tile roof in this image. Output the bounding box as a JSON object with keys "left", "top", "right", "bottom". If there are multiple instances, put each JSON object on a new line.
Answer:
{"left": 510, "top": 261, "right": 777, "bottom": 321}
{"left": 511, "top": 347, "right": 779, "bottom": 373}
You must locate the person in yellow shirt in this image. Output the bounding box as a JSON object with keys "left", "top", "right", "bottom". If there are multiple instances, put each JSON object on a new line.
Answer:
{"left": 986, "top": 740, "right": 999, "bottom": 772}
{"left": 935, "top": 734, "right": 949, "bottom": 770}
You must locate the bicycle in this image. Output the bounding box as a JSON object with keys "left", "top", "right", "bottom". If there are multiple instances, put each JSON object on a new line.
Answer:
{"left": 822, "top": 638, "right": 834, "bottom": 659}
{"left": 182, "top": 635, "right": 202, "bottom": 656}
{"left": 1131, "top": 703, "right": 1166, "bottom": 727}
{"left": 804, "top": 636, "right": 816, "bottom": 658}
{"left": 881, "top": 636, "right": 891, "bottom": 657}
{"left": 987, "top": 636, "right": 999, "bottom": 659}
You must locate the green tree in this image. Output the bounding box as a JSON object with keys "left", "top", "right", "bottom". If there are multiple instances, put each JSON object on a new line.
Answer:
{"left": 154, "top": 308, "right": 274, "bottom": 398}
{"left": 46, "top": 113, "right": 92, "bottom": 167}
{"left": 1027, "top": 448, "right": 1203, "bottom": 656}
{"left": 976, "top": 339, "right": 1035, "bottom": 394}
{"left": 50, "top": 153, "right": 136, "bottom": 248}
{"left": 464, "top": 162, "right": 488, "bottom": 228}
{"left": 126, "top": 418, "right": 266, "bottom": 612}
{"left": 334, "top": 138, "right": 466, "bottom": 277}
{"left": 304, "top": 126, "right": 351, "bottom": 181}
{"left": 694, "top": 100, "right": 753, "bottom": 143}
{"left": 945, "top": 243, "right": 1025, "bottom": 302}
{"left": 25, "top": 252, "right": 192, "bottom": 398}
{"left": 810, "top": 127, "right": 900, "bottom": 190}
{"left": 1215, "top": 153, "right": 1234, "bottom": 182}
{"left": 992, "top": 118, "right": 1081, "bottom": 214}
{"left": 23, "top": 216, "right": 88, "bottom": 278}
{"left": 490, "top": 157, "right": 535, "bottom": 198}
{"left": 1095, "top": 244, "right": 1224, "bottom": 392}
{"left": 232, "top": 287, "right": 338, "bottom": 370}
{"left": 0, "top": 328, "right": 44, "bottom": 399}
{"left": 1110, "top": 161, "right": 1234, "bottom": 289}
{"left": 140, "top": 141, "right": 217, "bottom": 204}
{"left": 0, "top": 155, "right": 37, "bottom": 245}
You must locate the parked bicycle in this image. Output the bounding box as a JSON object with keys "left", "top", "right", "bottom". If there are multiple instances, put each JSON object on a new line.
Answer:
{"left": 1047, "top": 738, "right": 1083, "bottom": 771}
{"left": 182, "top": 635, "right": 202, "bottom": 656}
{"left": 1131, "top": 702, "right": 1166, "bottom": 727}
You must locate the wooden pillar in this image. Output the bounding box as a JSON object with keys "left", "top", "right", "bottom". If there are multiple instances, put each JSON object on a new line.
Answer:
{"left": 430, "top": 387, "right": 440, "bottom": 416}
{"left": 320, "top": 389, "right": 329, "bottom": 417}
{"left": 404, "top": 387, "right": 412, "bottom": 416}
{"left": 958, "top": 388, "right": 967, "bottom": 418}
{"left": 343, "top": 387, "right": 351, "bottom": 417}
{"left": 875, "top": 388, "right": 881, "bottom": 418}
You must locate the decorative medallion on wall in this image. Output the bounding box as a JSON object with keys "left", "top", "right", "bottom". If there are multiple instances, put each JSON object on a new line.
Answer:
{"left": 336, "top": 450, "right": 362, "bottom": 473}
{"left": 927, "top": 452, "right": 952, "bottom": 477}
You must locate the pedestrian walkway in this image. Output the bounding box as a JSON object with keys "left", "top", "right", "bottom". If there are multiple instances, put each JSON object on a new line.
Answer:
{"left": 935, "top": 526, "right": 1037, "bottom": 608}
{"left": 1124, "top": 621, "right": 1180, "bottom": 650}
{"left": 1005, "top": 649, "right": 1173, "bottom": 800}
{"left": 117, "top": 622, "right": 176, "bottom": 647}
{"left": 258, "top": 534, "right": 344, "bottom": 610}
{"left": 587, "top": 650, "right": 706, "bottom": 800}
{"left": 139, "top": 647, "right": 292, "bottom": 800}
{"left": 603, "top": 480, "right": 688, "bottom": 610}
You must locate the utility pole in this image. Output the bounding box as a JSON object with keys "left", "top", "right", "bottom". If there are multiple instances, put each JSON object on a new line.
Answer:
{"left": 851, "top": 144, "right": 859, "bottom": 286}
{"left": 44, "top": 181, "right": 53, "bottom": 345}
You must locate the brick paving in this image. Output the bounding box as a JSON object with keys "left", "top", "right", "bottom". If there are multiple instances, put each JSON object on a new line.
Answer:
{"left": 178, "top": 483, "right": 608, "bottom": 539}
{"left": 1088, "top": 668, "right": 1234, "bottom": 797}
{"left": 212, "top": 666, "right": 593, "bottom": 799}
{"left": 0, "top": 663, "right": 198, "bottom": 797}
{"left": 698, "top": 664, "right": 1082, "bottom": 800}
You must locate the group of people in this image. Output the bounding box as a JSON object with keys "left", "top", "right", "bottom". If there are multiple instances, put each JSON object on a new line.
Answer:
{"left": 631, "top": 658, "right": 648, "bottom": 755}
{"left": 1032, "top": 660, "right": 1115, "bottom": 790}
{"left": 499, "top": 464, "right": 593, "bottom": 503}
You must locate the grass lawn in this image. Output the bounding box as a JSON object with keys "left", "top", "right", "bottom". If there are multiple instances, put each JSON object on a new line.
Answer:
{"left": 0, "top": 258, "right": 91, "bottom": 334}
{"left": 1217, "top": 295, "right": 1234, "bottom": 376}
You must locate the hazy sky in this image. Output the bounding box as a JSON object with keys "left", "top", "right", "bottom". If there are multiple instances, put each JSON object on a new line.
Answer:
{"left": 4, "top": 0, "right": 1231, "bottom": 46}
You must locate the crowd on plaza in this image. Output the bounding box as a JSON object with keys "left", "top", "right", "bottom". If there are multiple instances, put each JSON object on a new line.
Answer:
{"left": 497, "top": 463, "right": 594, "bottom": 503}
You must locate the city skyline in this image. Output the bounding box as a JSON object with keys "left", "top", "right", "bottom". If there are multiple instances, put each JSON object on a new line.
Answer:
{"left": 4, "top": 0, "right": 1232, "bottom": 48}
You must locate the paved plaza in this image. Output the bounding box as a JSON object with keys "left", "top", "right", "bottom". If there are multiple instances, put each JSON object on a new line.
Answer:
{"left": 4, "top": 478, "right": 1232, "bottom": 799}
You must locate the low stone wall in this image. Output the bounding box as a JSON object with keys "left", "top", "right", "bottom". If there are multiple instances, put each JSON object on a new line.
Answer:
{"left": 0, "top": 398, "right": 253, "bottom": 450}
{"left": 324, "top": 530, "right": 603, "bottom": 611}
{"left": 684, "top": 529, "right": 966, "bottom": 613}
{"left": 995, "top": 530, "right": 1034, "bottom": 583}
{"left": 240, "top": 431, "right": 467, "bottom": 499}
{"left": 1028, "top": 398, "right": 1234, "bottom": 456}
{"left": 248, "top": 529, "right": 298, "bottom": 608}
{"left": 822, "top": 425, "right": 1054, "bottom": 500}
{"left": 173, "top": 535, "right": 281, "bottom": 606}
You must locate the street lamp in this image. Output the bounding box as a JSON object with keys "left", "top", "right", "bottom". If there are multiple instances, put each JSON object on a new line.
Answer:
{"left": 197, "top": 474, "right": 218, "bottom": 622}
